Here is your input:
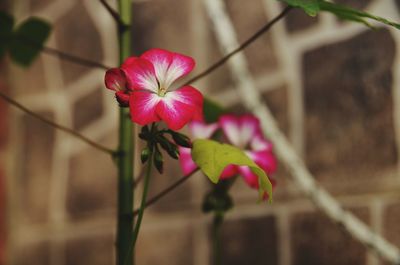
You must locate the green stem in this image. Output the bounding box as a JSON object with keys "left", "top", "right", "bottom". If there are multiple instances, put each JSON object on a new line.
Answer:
{"left": 212, "top": 214, "right": 224, "bottom": 265}
{"left": 116, "top": 1, "right": 133, "bottom": 265}
{"left": 122, "top": 151, "right": 153, "bottom": 265}
{"left": 131, "top": 151, "right": 153, "bottom": 248}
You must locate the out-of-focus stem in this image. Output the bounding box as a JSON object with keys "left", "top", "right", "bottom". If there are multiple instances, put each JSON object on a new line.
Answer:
{"left": 116, "top": 0, "right": 134, "bottom": 265}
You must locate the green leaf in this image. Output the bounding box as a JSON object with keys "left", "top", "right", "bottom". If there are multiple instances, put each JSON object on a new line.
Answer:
{"left": 191, "top": 139, "right": 273, "bottom": 201}
{"left": 0, "top": 11, "right": 14, "bottom": 59}
{"left": 9, "top": 17, "right": 51, "bottom": 66}
{"left": 279, "top": 0, "right": 320, "bottom": 16}
{"left": 203, "top": 97, "right": 226, "bottom": 123}
{"left": 319, "top": 1, "right": 400, "bottom": 29}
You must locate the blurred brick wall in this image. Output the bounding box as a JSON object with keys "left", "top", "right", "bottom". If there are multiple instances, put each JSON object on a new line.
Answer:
{"left": 2, "top": 0, "right": 400, "bottom": 265}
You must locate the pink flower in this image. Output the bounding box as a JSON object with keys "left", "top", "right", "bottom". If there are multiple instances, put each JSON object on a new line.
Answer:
{"left": 179, "top": 121, "right": 219, "bottom": 175}
{"left": 105, "top": 48, "right": 204, "bottom": 130}
{"left": 179, "top": 114, "right": 277, "bottom": 198}
{"left": 104, "top": 68, "right": 130, "bottom": 106}
{"left": 219, "top": 114, "right": 277, "bottom": 193}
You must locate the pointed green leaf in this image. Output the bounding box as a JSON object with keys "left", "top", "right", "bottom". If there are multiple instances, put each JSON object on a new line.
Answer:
{"left": 191, "top": 139, "right": 273, "bottom": 201}
{"left": 9, "top": 17, "right": 51, "bottom": 66}
{"left": 319, "top": 1, "right": 400, "bottom": 29}
{"left": 279, "top": 0, "right": 320, "bottom": 16}
{"left": 0, "top": 11, "right": 14, "bottom": 59}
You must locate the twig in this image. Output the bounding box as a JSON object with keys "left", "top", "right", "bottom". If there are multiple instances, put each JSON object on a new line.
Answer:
{"left": 0, "top": 90, "right": 115, "bottom": 155}
{"left": 184, "top": 5, "right": 292, "bottom": 86}
{"left": 132, "top": 168, "right": 198, "bottom": 216}
{"left": 99, "top": 0, "right": 129, "bottom": 31}
{"left": 42, "top": 45, "right": 111, "bottom": 70}
{"left": 204, "top": 0, "right": 400, "bottom": 263}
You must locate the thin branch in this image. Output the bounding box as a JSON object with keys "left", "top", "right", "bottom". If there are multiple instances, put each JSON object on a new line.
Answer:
{"left": 204, "top": 0, "right": 400, "bottom": 263}
{"left": 41, "top": 45, "right": 111, "bottom": 70}
{"left": 99, "top": 0, "right": 129, "bottom": 30}
{"left": 13, "top": 36, "right": 111, "bottom": 70}
{"left": 132, "top": 168, "right": 199, "bottom": 216}
{"left": 184, "top": 5, "right": 292, "bottom": 86}
{"left": 0, "top": 90, "right": 116, "bottom": 155}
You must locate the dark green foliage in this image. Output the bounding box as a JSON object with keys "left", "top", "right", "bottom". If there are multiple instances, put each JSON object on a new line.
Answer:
{"left": 279, "top": 0, "right": 400, "bottom": 29}
{"left": 9, "top": 17, "right": 51, "bottom": 66}
{"left": 203, "top": 97, "right": 226, "bottom": 123}
{"left": 0, "top": 11, "right": 51, "bottom": 66}
{"left": 0, "top": 11, "right": 14, "bottom": 58}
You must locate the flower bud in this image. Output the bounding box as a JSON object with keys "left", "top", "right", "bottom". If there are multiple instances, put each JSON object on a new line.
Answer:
{"left": 170, "top": 131, "right": 192, "bottom": 148}
{"left": 140, "top": 147, "right": 150, "bottom": 164}
{"left": 158, "top": 136, "right": 180, "bottom": 159}
{"left": 153, "top": 147, "right": 164, "bottom": 174}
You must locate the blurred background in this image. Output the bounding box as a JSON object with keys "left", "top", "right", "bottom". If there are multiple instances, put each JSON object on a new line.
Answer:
{"left": 1, "top": 0, "right": 400, "bottom": 264}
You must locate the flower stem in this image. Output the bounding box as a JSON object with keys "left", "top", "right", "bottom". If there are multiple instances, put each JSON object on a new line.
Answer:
{"left": 116, "top": 1, "right": 134, "bottom": 265}
{"left": 212, "top": 213, "right": 224, "bottom": 265}
{"left": 131, "top": 151, "right": 153, "bottom": 249}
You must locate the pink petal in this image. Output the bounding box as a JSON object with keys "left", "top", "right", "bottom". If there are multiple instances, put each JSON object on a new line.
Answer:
{"left": 141, "top": 48, "right": 195, "bottom": 88}
{"left": 188, "top": 121, "right": 219, "bottom": 139}
{"left": 115, "top": 91, "right": 130, "bottom": 107}
{"left": 239, "top": 114, "right": 261, "bottom": 145}
{"left": 156, "top": 86, "right": 203, "bottom": 130}
{"left": 129, "top": 91, "right": 161, "bottom": 126}
{"left": 121, "top": 57, "right": 158, "bottom": 92}
{"left": 237, "top": 166, "right": 259, "bottom": 188}
{"left": 219, "top": 115, "right": 241, "bottom": 146}
{"left": 219, "top": 114, "right": 261, "bottom": 148}
{"left": 178, "top": 147, "right": 197, "bottom": 175}
{"left": 250, "top": 135, "right": 273, "bottom": 151}
{"left": 247, "top": 150, "right": 277, "bottom": 175}
{"left": 105, "top": 68, "right": 126, "bottom": 91}
{"left": 220, "top": 164, "right": 238, "bottom": 180}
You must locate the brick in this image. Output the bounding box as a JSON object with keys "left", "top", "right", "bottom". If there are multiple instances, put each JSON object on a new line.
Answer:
{"left": 215, "top": 215, "right": 278, "bottom": 265}
{"left": 303, "top": 29, "right": 397, "bottom": 189}
{"left": 73, "top": 88, "right": 104, "bottom": 130}
{"left": 284, "top": 7, "right": 318, "bottom": 33}
{"left": 55, "top": 1, "right": 103, "bottom": 85}
{"left": 66, "top": 234, "right": 114, "bottom": 265}
{"left": 13, "top": 242, "right": 51, "bottom": 265}
{"left": 12, "top": 56, "right": 47, "bottom": 97}
{"left": 66, "top": 135, "right": 117, "bottom": 220}
{"left": 136, "top": 225, "right": 194, "bottom": 265}
{"left": 145, "top": 150, "right": 194, "bottom": 213}
{"left": 18, "top": 112, "right": 55, "bottom": 224}
{"left": 225, "top": 0, "right": 278, "bottom": 76}
{"left": 291, "top": 207, "right": 370, "bottom": 265}
{"left": 383, "top": 202, "right": 400, "bottom": 249}
{"left": 131, "top": 0, "right": 192, "bottom": 55}
{"left": 29, "top": 0, "right": 54, "bottom": 12}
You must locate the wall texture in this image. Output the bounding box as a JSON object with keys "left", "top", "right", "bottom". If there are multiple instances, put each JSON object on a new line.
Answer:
{"left": 2, "top": 0, "right": 400, "bottom": 265}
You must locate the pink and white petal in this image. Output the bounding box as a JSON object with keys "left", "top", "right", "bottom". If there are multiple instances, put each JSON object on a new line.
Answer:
{"left": 121, "top": 57, "right": 158, "bottom": 92}
{"left": 105, "top": 68, "right": 126, "bottom": 91}
{"left": 115, "top": 91, "right": 130, "bottom": 107}
{"left": 141, "top": 49, "right": 173, "bottom": 87}
{"left": 129, "top": 91, "right": 161, "bottom": 126}
{"left": 219, "top": 115, "right": 241, "bottom": 147}
{"left": 156, "top": 86, "right": 203, "bottom": 131}
{"left": 237, "top": 166, "right": 259, "bottom": 188}
{"left": 247, "top": 150, "right": 277, "bottom": 175}
{"left": 250, "top": 135, "right": 273, "bottom": 151}
{"left": 178, "top": 147, "right": 197, "bottom": 175}
{"left": 163, "top": 52, "right": 195, "bottom": 88}
{"left": 220, "top": 164, "right": 238, "bottom": 180}
{"left": 238, "top": 114, "right": 260, "bottom": 147}
{"left": 188, "top": 121, "right": 219, "bottom": 139}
